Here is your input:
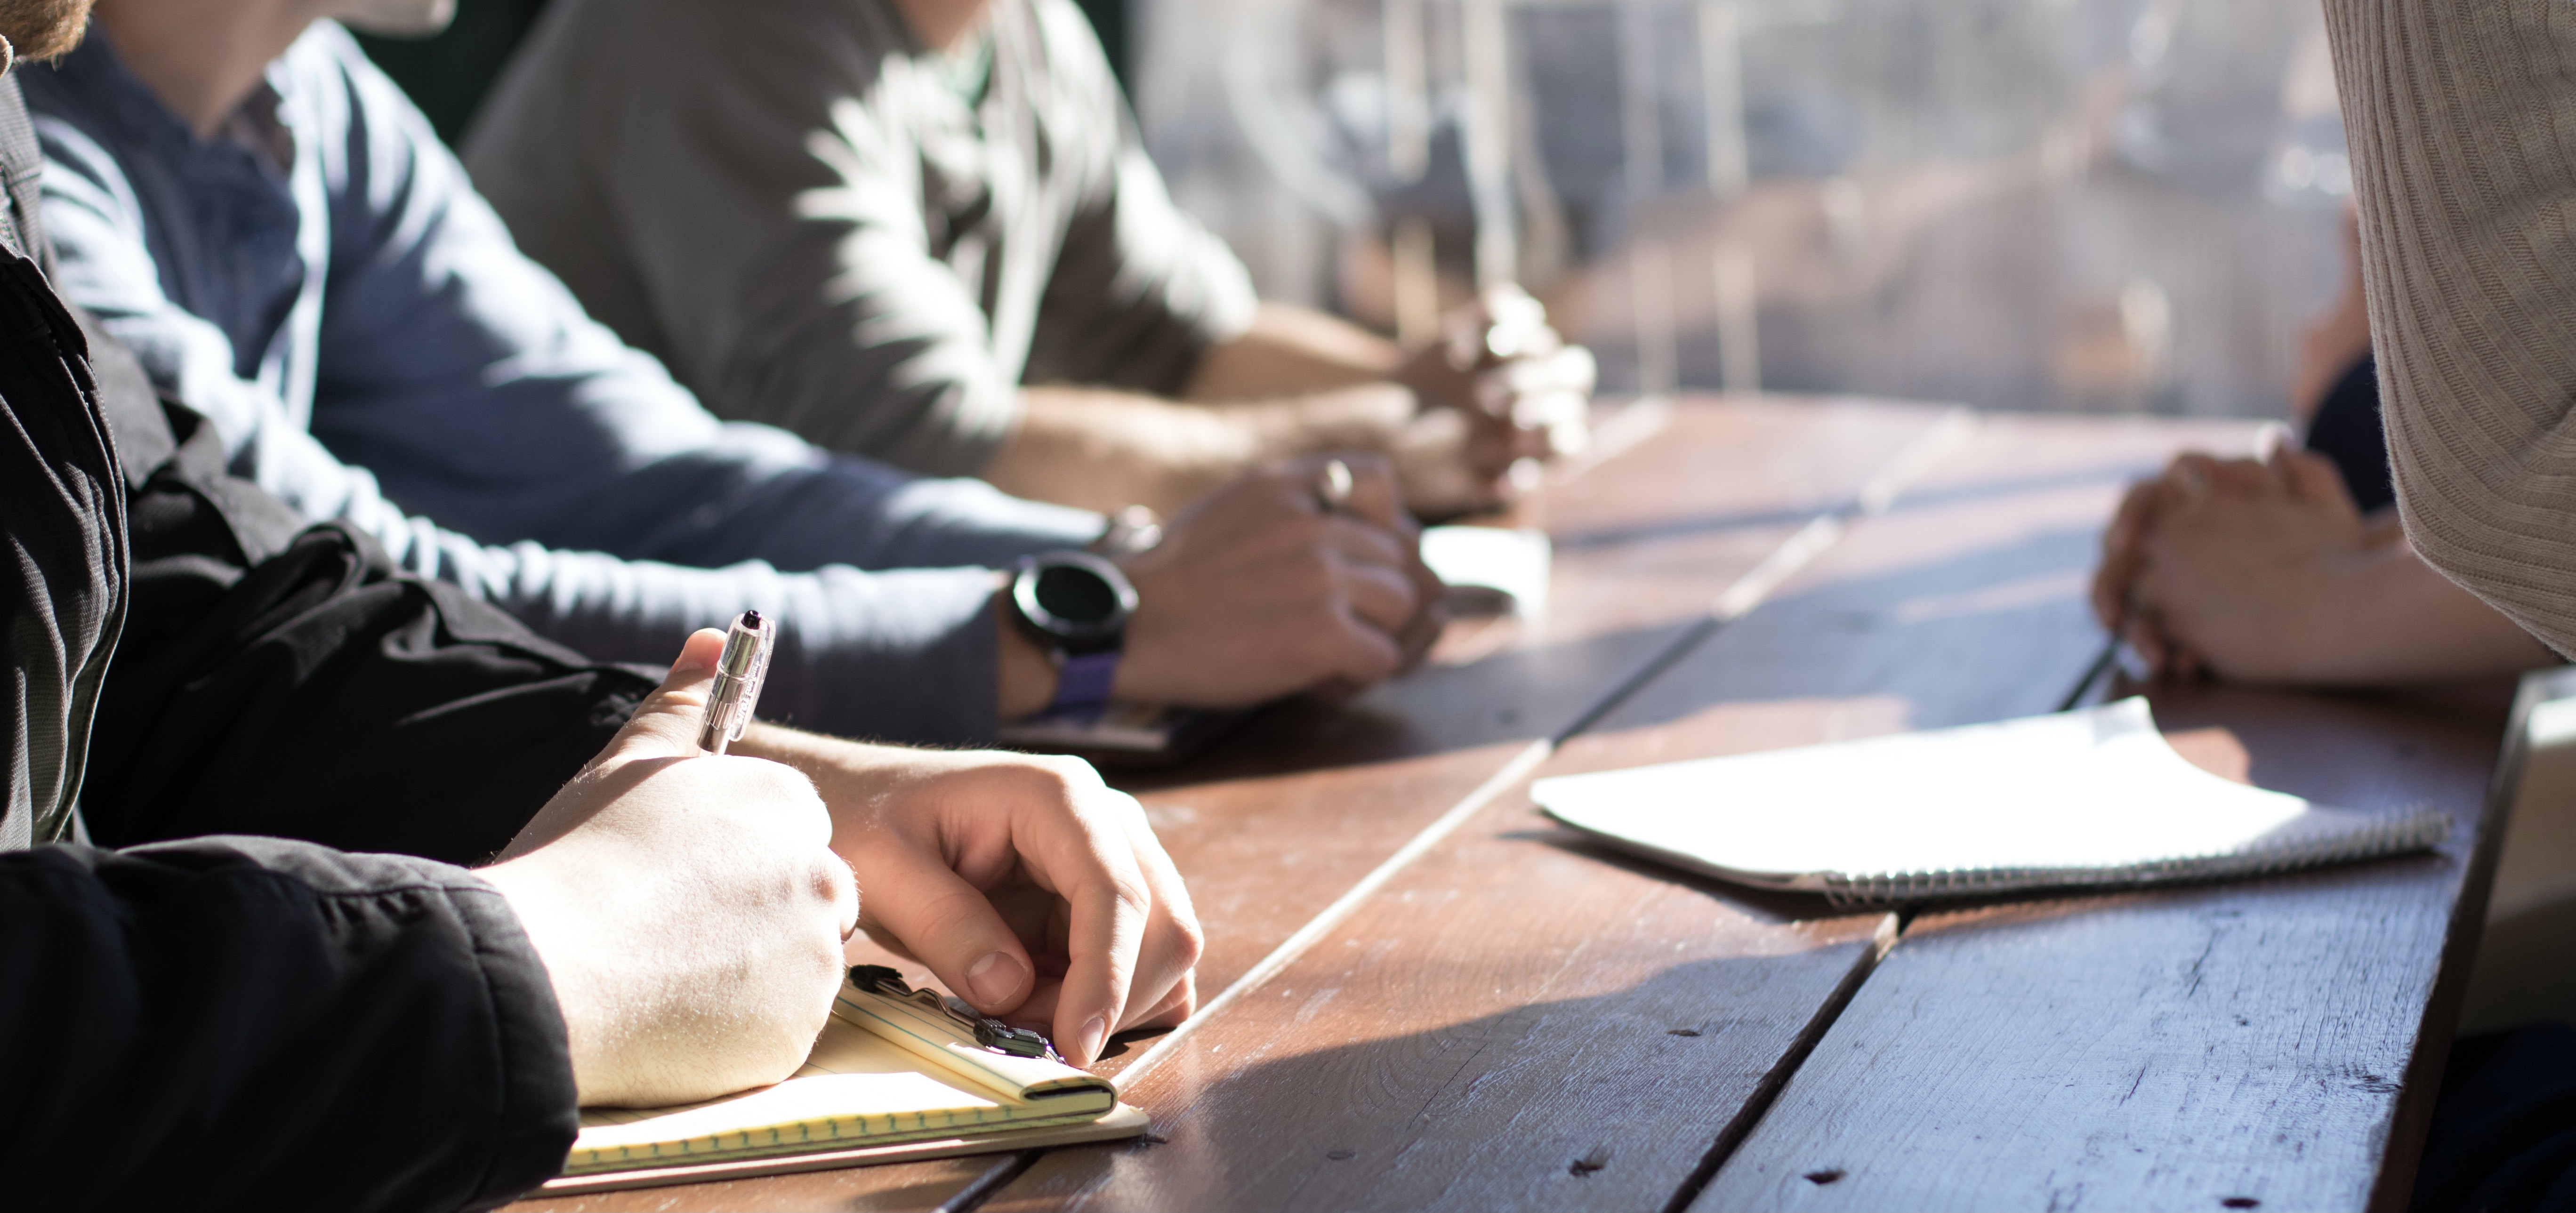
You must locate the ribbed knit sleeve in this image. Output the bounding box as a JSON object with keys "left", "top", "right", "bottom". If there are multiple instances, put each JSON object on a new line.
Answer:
{"left": 2322, "top": 0, "right": 2576, "bottom": 656}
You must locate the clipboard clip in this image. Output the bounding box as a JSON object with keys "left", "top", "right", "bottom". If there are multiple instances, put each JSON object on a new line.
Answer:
{"left": 848, "top": 964, "right": 1063, "bottom": 1062}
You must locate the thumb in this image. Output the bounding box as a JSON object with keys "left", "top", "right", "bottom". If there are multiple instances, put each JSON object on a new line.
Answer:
{"left": 591, "top": 628, "right": 730, "bottom": 767}
{"left": 2284, "top": 448, "right": 2362, "bottom": 513}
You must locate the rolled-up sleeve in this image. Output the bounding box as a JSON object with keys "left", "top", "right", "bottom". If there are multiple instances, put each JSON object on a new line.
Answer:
{"left": 468, "top": 0, "right": 1255, "bottom": 479}
{"left": 1020, "top": 0, "right": 1258, "bottom": 393}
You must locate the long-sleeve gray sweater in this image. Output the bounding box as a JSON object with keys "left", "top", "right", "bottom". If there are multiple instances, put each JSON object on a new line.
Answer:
{"left": 2324, "top": 0, "right": 2576, "bottom": 657}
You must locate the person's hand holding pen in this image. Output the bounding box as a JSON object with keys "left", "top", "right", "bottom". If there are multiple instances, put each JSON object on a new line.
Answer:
{"left": 677, "top": 607, "right": 1198, "bottom": 1067}
{"left": 481, "top": 628, "right": 858, "bottom": 1108}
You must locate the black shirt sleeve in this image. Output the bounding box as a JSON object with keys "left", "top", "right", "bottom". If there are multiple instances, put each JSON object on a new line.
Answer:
{"left": 0, "top": 835, "right": 578, "bottom": 1213}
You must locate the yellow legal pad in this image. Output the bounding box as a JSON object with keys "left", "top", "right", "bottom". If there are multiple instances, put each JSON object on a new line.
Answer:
{"left": 543, "top": 973, "right": 1146, "bottom": 1194}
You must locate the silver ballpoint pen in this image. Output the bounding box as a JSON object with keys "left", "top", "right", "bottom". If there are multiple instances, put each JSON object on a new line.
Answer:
{"left": 697, "top": 610, "right": 773, "bottom": 755}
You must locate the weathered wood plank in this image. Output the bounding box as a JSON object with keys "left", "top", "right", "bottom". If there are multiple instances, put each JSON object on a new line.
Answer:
{"left": 1690, "top": 685, "right": 2511, "bottom": 1206}
{"left": 1090, "top": 395, "right": 1952, "bottom": 1066}
{"left": 504, "top": 394, "right": 1943, "bottom": 1211}
{"left": 980, "top": 414, "right": 2257, "bottom": 1211}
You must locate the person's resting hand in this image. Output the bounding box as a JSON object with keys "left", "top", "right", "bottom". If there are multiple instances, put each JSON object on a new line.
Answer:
{"left": 1056, "top": 452, "right": 1445, "bottom": 710}
{"left": 479, "top": 630, "right": 859, "bottom": 1108}
{"left": 733, "top": 732, "right": 1203, "bottom": 1067}
{"left": 2108, "top": 449, "right": 2552, "bottom": 684}
{"left": 2120, "top": 450, "right": 2369, "bottom": 681}
{"left": 1394, "top": 286, "right": 1597, "bottom": 516}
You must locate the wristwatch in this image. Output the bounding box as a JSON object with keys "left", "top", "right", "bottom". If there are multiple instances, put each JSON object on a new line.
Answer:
{"left": 1008, "top": 550, "right": 1138, "bottom": 714}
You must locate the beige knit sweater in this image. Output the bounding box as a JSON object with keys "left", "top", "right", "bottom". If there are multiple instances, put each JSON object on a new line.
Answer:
{"left": 2325, "top": 0, "right": 2576, "bottom": 657}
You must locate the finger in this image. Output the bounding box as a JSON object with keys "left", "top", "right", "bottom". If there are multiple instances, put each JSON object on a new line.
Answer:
{"left": 1046, "top": 835, "right": 1156, "bottom": 1066}
{"left": 1333, "top": 554, "right": 1423, "bottom": 637}
{"left": 2252, "top": 420, "right": 2296, "bottom": 468}
{"left": 1393, "top": 551, "right": 1449, "bottom": 672}
{"left": 2093, "top": 481, "right": 2162, "bottom": 627}
{"left": 1322, "top": 452, "right": 1407, "bottom": 531}
{"left": 2283, "top": 448, "right": 2364, "bottom": 522}
{"left": 1321, "top": 513, "right": 1414, "bottom": 574}
{"left": 826, "top": 848, "right": 861, "bottom": 942}
{"left": 1287, "top": 586, "right": 1409, "bottom": 693}
{"left": 2166, "top": 454, "right": 2216, "bottom": 503}
{"left": 854, "top": 849, "right": 1041, "bottom": 1018}
{"left": 1109, "top": 807, "right": 1201, "bottom": 1034}
{"left": 593, "top": 628, "right": 730, "bottom": 765}
{"left": 1129, "top": 968, "right": 1197, "bottom": 1033}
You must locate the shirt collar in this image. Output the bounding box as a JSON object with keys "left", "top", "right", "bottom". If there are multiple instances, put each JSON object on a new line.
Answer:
{"left": 43, "top": 23, "right": 295, "bottom": 176}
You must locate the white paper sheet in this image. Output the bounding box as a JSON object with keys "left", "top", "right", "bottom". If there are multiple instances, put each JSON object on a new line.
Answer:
{"left": 1533, "top": 698, "right": 2448, "bottom": 899}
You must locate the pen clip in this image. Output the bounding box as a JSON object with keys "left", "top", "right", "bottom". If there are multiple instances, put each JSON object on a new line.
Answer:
{"left": 698, "top": 610, "right": 775, "bottom": 754}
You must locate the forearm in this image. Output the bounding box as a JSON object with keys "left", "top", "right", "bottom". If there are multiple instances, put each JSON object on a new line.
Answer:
{"left": 2322, "top": 0, "right": 2576, "bottom": 656}
{"left": 2295, "top": 541, "right": 2556, "bottom": 685}
{"left": 1183, "top": 302, "right": 1402, "bottom": 402}
{"left": 989, "top": 384, "right": 1410, "bottom": 515}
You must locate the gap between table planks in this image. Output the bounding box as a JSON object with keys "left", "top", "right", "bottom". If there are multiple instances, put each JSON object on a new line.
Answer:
{"left": 502, "top": 393, "right": 1967, "bottom": 1213}
{"left": 1697, "top": 677, "right": 2512, "bottom": 1213}
{"left": 976, "top": 412, "right": 2267, "bottom": 1212}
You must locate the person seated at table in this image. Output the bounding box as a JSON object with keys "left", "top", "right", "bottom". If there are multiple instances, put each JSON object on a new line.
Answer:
{"left": 11, "top": 90, "right": 1194, "bottom": 1213}
{"left": 459, "top": 0, "right": 1596, "bottom": 522}
{"left": 2088, "top": 207, "right": 2553, "bottom": 687}
{"left": 2318, "top": 0, "right": 2576, "bottom": 1208}
{"left": 23, "top": 0, "right": 1443, "bottom": 753}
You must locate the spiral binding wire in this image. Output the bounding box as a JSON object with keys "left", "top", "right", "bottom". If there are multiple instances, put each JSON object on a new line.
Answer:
{"left": 1816, "top": 805, "right": 2454, "bottom": 908}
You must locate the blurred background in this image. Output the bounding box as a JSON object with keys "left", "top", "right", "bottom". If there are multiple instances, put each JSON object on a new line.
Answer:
{"left": 368, "top": 0, "right": 2350, "bottom": 419}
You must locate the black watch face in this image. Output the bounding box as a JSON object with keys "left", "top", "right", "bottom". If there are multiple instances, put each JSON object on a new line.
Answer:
{"left": 1015, "top": 553, "right": 1135, "bottom": 649}
{"left": 1032, "top": 563, "right": 1120, "bottom": 627}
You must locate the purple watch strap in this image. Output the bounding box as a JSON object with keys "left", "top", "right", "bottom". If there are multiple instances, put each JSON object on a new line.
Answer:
{"left": 1048, "top": 650, "right": 1121, "bottom": 715}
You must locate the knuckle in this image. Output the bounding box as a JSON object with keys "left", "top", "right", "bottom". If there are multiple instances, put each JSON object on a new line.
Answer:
{"left": 1167, "top": 912, "right": 1208, "bottom": 970}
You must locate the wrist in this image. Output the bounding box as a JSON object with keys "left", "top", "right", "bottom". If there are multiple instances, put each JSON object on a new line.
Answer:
{"left": 1002, "top": 552, "right": 1135, "bottom": 715}
{"left": 480, "top": 859, "right": 615, "bottom": 1104}
{"left": 995, "top": 582, "right": 1062, "bottom": 720}
{"left": 1251, "top": 385, "right": 1415, "bottom": 457}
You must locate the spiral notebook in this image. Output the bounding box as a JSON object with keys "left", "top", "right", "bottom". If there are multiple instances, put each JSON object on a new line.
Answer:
{"left": 1533, "top": 698, "right": 2450, "bottom": 906}
{"left": 538, "top": 971, "right": 1147, "bottom": 1195}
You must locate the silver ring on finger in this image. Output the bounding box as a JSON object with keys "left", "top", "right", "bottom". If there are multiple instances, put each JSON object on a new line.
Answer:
{"left": 1316, "top": 458, "right": 1354, "bottom": 515}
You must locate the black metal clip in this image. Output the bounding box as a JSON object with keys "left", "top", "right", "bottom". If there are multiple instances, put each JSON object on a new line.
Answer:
{"left": 847, "top": 964, "right": 1062, "bottom": 1061}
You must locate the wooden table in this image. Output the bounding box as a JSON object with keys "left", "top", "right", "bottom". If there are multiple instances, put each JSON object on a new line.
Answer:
{"left": 511, "top": 395, "right": 2512, "bottom": 1213}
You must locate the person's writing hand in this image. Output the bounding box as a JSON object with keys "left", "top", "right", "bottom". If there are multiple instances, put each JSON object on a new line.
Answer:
{"left": 480, "top": 630, "right": 858, "bottom": 1107}
{"left": 1110, "top": 453, "right": 1445, "bottom": 707}
{"left": 738, "top": 734, "right": 1202, "bottom": 1066}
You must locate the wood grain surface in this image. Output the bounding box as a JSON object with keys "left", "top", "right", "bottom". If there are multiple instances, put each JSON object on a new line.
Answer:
{"left": 1087, "top": 395, "right": 1953, "bottom": 1058}
{"left": 505, "top": 1155, "right": 1022, "bottom": 1213}
{"left": 505, "top": 394, "right": 1949, "bottom": 1213}
{"left": 974, "top": 413, "right": 2262, "bottom": 1212}
{"left": 1690, "top": 647, "right": 2512, "bottom": 1197}
{"left": 515, "top": 406, "right": 2499, "bottom": 1213}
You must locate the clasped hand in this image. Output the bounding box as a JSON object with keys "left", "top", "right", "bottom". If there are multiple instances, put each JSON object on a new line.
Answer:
{"left": 1394, "top": 286, "right": 1597, "bottom": 516}
{"left": 2091, "top": 444, "right": 2383, "bottom": 683}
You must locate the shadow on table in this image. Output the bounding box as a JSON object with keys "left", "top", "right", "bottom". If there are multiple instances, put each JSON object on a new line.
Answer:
{"left": 1546, "top": 522, "right": 2110, "bottom": 748}
{"left": 1552, "top": 460, "right": 2154, "bottom": 554}
{"left": 1110, "top": 616, "right": 1715, "bottom": 792}
{"left": 1119, "top": 513, "right": 2114, "bottom": 792}
{"left": 1058, "top": 953, "right": 1874, "bottom": 1213}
